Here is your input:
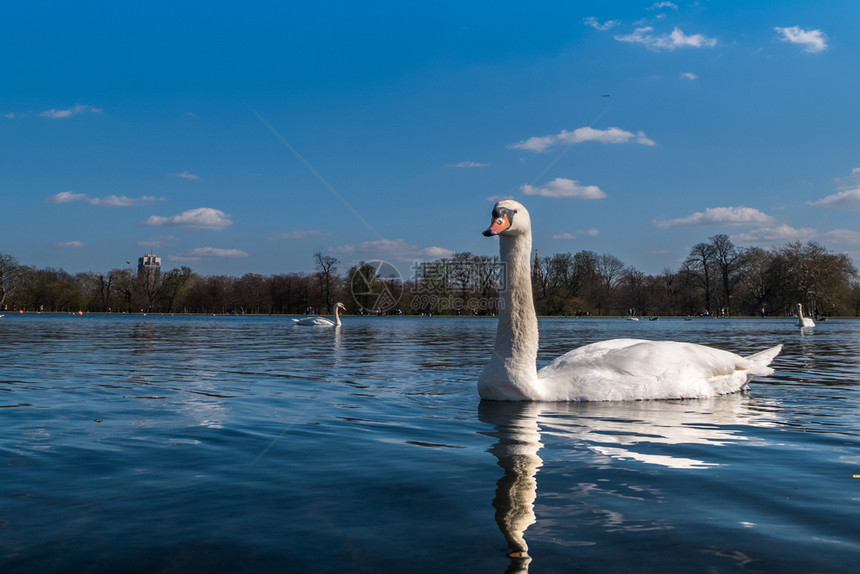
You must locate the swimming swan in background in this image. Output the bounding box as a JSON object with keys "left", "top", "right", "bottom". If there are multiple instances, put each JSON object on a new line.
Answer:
{"left": 795, "top": 303, "right": 815, "bottom": 328}
{"left": 478, "top": 200, "right": 782, "bottom": 401}
{"left": 293, "top": 302, "right": 347, "bottom": 327}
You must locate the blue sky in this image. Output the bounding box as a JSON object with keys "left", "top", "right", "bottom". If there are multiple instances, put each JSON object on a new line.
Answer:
{"left": 3, "top": 1, "right": 860, "bottom": 279}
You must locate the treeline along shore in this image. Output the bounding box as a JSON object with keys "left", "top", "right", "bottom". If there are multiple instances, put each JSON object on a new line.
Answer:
{"left": 2, "top": 235, "right": 859, "bottom": 317}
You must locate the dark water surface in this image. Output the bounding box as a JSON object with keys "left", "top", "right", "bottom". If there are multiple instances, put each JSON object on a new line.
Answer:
{"left": 1, "top": 314, "right": 859, "bottom": 573}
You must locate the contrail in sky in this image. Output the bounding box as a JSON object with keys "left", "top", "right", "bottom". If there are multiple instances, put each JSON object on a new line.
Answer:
{"left": 252, "top": 108, "right": 385, "bottom": 241}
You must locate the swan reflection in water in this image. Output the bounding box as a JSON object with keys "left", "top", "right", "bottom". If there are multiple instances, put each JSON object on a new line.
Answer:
{"left": 478, "top": 396, "right": 779, "bottom": 573}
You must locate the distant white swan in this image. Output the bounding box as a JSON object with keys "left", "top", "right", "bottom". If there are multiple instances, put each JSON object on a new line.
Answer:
{"left": 293, "top": 302, "right": 346, "bottom": 327}
{"left": 478, "top": 200, "right": 782, "bottom": 401}
{"left": 795, "top": 303, "right": 815, "bottom": 328}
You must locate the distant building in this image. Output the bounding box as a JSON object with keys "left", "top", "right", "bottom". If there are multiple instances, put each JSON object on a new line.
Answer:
{"left": 138, "top": 253, "right": 161, "bottom": 278}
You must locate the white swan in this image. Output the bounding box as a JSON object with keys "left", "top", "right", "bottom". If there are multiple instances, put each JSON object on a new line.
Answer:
{"left": 293, "top": 302, "right": 347, "bottom": 327}
{"left": 478, "top": 200, "right": 782, "bottom": 401}
{"left": 795, "top": 303, "right": 815, "bottom": 328}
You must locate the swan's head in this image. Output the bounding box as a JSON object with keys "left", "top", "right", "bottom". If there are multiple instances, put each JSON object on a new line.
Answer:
{"left": 483, "top": 200, "right": 531, "bottom": 237}
{"left": 336, "top": 302, "right": 347, "bottom": 311}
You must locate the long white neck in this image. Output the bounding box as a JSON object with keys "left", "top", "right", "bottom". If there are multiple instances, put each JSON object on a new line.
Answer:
{"left": 479, "top": 231, "right": 541, "bottom": 400}
{"left": 334, "top": 305, "right": 341, "bottom": 327}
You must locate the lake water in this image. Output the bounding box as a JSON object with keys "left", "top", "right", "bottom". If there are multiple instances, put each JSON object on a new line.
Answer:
{"left": 1, "top": 313, "right": 859, "bottom": 573}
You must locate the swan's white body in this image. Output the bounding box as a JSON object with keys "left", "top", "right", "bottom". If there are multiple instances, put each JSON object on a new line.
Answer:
{"left": 478, "top": 200, "right": 782, "bottom": 402}
{"left": 293, "top": 302, "right": 346, "bottom": 327}
{"left": 795, "top": 303, "right": 815, "bottom": 328}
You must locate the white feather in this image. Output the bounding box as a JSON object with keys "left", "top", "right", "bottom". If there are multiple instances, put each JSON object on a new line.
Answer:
{"left": 478, "top": 200, "right": 782, "bottom": 402}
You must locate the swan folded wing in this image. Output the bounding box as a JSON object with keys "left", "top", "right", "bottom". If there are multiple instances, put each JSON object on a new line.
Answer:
{"left": 537, "top": 339, "right": 776, "bottom": 402}
{"left": 294, "top": 316, "right": 335, "bottom": 326}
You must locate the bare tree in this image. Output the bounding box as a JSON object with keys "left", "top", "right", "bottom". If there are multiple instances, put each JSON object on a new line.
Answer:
{"left": 592, "top": 253, "right": 625, "bottom": 315}
{"left": 97, "top": 272, "right": 116, "bottom": 311}
{"left": 473, "top": 255, "right": 500, "bottom": 301}
{"left": 314, "top": 252, "right": 340, "bottom": 313}
{"left": 685, "top": 242, "right": 717, "bottom": 315}
{"left": 0, "top": 253, "right": 21, "bottom": 310}
{"left": 270, "top": 273, "right": 309, "bottom": 314}
{"left": 737, "top": 247, "right": 776, "bottom": 315}
{"left": 449, "top": 252, "right": 476, "bottom": 312}
{"left": 710, "top": 234, "right": 743, "bottom": 315}
{"left": 658, "top": 268, "right": 680, "bottom": 316}
{"left": 111, "top": 268, "right": 139, "bottom": 312}
{"left": 777, "top": 241, "right": 857, "bottom": 315}
{"left": 620, "top": 267, "right": 650, "bottom": 315}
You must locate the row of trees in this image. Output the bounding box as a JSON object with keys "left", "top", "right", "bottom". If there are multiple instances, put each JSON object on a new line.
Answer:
{"left": 533, "top": 236, "right": 858, "bottom": 317}
{"left": 2, "top": 237, "right": 859, "bottom": 316}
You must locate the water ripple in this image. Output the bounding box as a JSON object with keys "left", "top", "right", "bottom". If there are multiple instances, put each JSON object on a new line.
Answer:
{"left": 1, "top": 314, "right": 859, "bottom": 573}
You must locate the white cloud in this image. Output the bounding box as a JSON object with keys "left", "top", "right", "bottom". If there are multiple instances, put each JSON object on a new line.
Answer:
{"left": 41, "top": 104, "right": 102, "bottom": 119}
{"left": 809, "top": 168, "right": 860, "bottom": 210}
{"left": 509, "top": 126, "right": 655, "bottom": 153}
{"left": 169, "top": 171, "right": 200, "bottom": 180}
{"left": 681, "top": 72, "right": 699, "bottom": 81}
{"left": 775, "top": 26, "right": 828, "bottom": 53}
{"left": 447, "top": 161, "right": 489, "bottom": 168}
{"left": 423, "top": 246, "right": 455, "bottom": 258}
{"left": 521, "top": 177, "right": 607, "bottom": 199}
{"left": 168, "top": 247, "right": 248, "bottom": 262}
{"left": 96, "top": 195, "right": 163, "bottom": 206}
{"left": 272, "top": 230, "right": 332, "bottom": 240}
{"left": 649, "top": 2, "right": 678, "bottom": 9}
{"left": 330, "top": 238, "right": 453, "bottom": 262}
{"left": 823, "top": 229, "right": 860, "bottom": 244}
{"left": 839, "top": 167, "right": 860, "bottom": 184}
{"left": 655, "top": 206, "right": 775, "bottom": 228}
{"left": 553, "top": 228, "right": 599, "bottom": 240}
{"left": 809, "top": 188, "right": 860, "bottom": 210}
{"left": 143, "top": 207, "right": 233, "bottom": 230}
{"left": 185, "top": 247, "right": 248, "bottom": 258}
{"left": 615, "top": 27, "right": 717, "bottom": 51}
{"left": 583, "top": 17, "right": 619, "bottom": 31}
{"left": 55, "top": 240, "right": 84, "bottom": 248}
{"left": 46, "top": 191, "right": 88, "bottom": 204}
{"left": 731, "top": 224, "right": 816, "bottom": 243}
{"left": 46, "top": 191, "right": 164, "bottom": 206}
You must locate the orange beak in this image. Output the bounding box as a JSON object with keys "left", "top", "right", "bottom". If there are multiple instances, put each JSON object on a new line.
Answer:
{"left": 483, "top": 213, "right": 511, "bottom": 236}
